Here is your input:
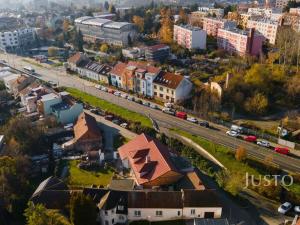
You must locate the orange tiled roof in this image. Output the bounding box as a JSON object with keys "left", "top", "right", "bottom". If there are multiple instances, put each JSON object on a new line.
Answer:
{"left": 153, "top": 71, "right": 184, "bottom": 89}
{"left": 118, "top": 133, "right": 180, "bottom": 186}
{"left": 74, "top": 112, "right": 102, "bottom": 141}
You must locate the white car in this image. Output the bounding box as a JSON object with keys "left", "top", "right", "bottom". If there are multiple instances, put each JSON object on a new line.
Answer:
{"left": 150, "top": 104, "right": 158, "bottom": 109}
{"left": 162, "top": 107, "right": 175, "bottom": 116}
{"left": 257, "top": 140, "right": 270, "bottom": 148}
{"left": 143, "top": 101, "right": 150, "bottom": 107}
{"left": 121, "top": 93, "right": 128, "bottom": 99}
{"left": 187, "top": 117, "right": 198, "bottom": 123}
{"left": 226, "top": 130, "right": 239, "bottom": 137}
{"left": 164, "top": 102, "right": 173, "bottom": 108}
{"left": 95, "top": 84, "right": 101, "bottom": 89}
{"left": 294, "top": 206, "right": 300, "bottom": 213}
{"left": 101, "top": 86, "right": 108, "bottom": 92}
{"left": 120, "top": 123, "right": 128, "bottom": 128}
{"left": 114, "top": 91, "right": 121, "bottom": 97}
{"left": 127, "top": 96, "right": 134, "bottom": 101}
{"left": 278, "top": 202, "right": 292, "bottom": 214}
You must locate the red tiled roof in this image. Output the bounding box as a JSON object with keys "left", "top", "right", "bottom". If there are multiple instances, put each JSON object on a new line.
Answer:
{"left": 110, "top": 62, "right": 127, "bottom": 76}
{"left": 297, "top": 218, "right": 300, "bottom": 225}
{"left": 74, "top": 112, "right": 102, "bottom": 141}
{"left": 153, "top": 71, "right": 184, "bottom": 89}
{"left": 118, "top": 134, "right": 180, "bottom": 186}
{"left": 68, "top": 52, "right": 82, "bottom": 64}
{"left": 127, "top": 61, "right": 161, "bottom": 74}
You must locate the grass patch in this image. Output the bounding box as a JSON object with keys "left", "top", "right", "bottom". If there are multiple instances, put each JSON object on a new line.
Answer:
{"left": 51, "top": 62, "right": 63, "bottom": 67}
{"left": 67, "top": 160, "right": 114, "bottom": 187}
{"left": 172, "top": 128, "right": 260, "bottom": 176}
{"left": 66, "top": 87, "right": 152, "bottom": 128}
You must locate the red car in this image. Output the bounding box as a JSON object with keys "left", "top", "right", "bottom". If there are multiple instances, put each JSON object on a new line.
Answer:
{"left": 244, "top": 135, "right": 257, "bottom": 142}
{"left": 274, "top": 147, "right": 289, "bottom": 155}
{"left": 108, "top": 89, "right": 115, "bottom": 94}
{"left": 176, "top": 111, "right": 187, "bottom": 120}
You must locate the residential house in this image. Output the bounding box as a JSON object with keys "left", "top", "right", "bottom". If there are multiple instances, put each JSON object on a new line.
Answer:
{"left": 153, "top": 72, "right": 193, "bottom": 103}
{"left": 63, "top": 112, "right": 102, "bottom": 152}
{"left": 110, "top": 62, "right": 162, "bottom": 97}
{"left": 38, "top": 92, "right": 83, "bottom": 124}
{"left": 9, "top": 75, "right": 36, "bottom": 97}
{"left": 80, "top": 62, "right": 112, "bottom": 84}
{"left": 144, "top": 44, "right": 170, "bottom": 62}
{"left": 30, "top": 177, "right": 71, "bottom": 210}
{"left": 67, "top": 52, "right": 91, "bottom": 73}
{"left": 118, "top": 133, "right": 183, "bottom": 188}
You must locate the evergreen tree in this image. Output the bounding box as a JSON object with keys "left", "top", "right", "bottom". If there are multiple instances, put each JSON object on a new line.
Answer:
{"left": 70, "top": 193, "right": 97, "bottom": 225}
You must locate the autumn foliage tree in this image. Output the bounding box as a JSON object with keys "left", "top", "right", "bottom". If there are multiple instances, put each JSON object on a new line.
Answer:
{"left": 132, "top": 15, "right": 145, "bottom": 32}
{"left": 235, "top": 146, "right": 247, "bottom": 161}
{"left": 159, "top": 7, "right": 173, "bottom": 44}
{"left": 244, "top": 92, "right": 269, "bottom": 115}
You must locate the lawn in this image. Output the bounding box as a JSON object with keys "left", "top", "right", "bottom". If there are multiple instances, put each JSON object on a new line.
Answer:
{"left": 67, "top": 160, "right": 114, "bottom": 187}
{"left": 22, "top": 59, "right": 44, "bottom": 68}
{"left": 172, "top": 128, "right": 261, "bottom": 176}
{"left": 66, "top": 87, "right": 152, "bottom": 128}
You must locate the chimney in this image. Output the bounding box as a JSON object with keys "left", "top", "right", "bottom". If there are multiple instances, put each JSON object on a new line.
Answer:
{"left": 146, "top": 155, "right": 151, "bottom": 163}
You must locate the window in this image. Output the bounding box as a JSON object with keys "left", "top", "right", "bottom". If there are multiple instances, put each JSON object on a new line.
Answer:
{"left": 119, "top": 215, "right": 125, "bottom": 220}
{"left": 191, "top": 209, "right": 195, "bottom": 215}
{"left": 118, "top": 205, "right": 124, "bottom": 211}
{"left": 167, "top": 89, "right": 169, "bottom": 93}
{"left": 160, "top": 87, "right": 163, "bottom": 91}
{"left": 154, "top": 85, "right": 157, "bottom": 89}
{"left": 156, "top": 210, "right": 163, "bottom": 217}
{"left": 204, "top": 212, "right": 214, "bottom": 218}
{"left": 171, "top": 90, "right": 174, "bottom": 95}
{"left": 154, "top": 92, "right": 157, "bottom": 96}
{"left": 178, "top": 211, "right": 181, "bottom": 216}
{"left": 134, "top": 210, "right": 141, "bottom": 217}
{"left": 105, "top": 220, "right": 109, "bottom": 225}
{"left": 112, "top": 219, "right": 114, "bottom": 224}
{"left": 159, "top": 94, "right": 163, "bottom": 98}
{"left": 105, "top": 211, "right": 108, "bottom": 216}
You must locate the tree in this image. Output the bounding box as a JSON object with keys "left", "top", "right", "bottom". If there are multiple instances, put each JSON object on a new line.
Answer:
{"left": 48, "top": 47, "right": 58, "bottom": 57}
{"left": 132, "top": 15, "right": 145, "bottom": 32}
{"left": 74, "top": 30, "right": 84, "bottom": 52}
{"left": 235, "top": 146, "right": 247, "bottom": 161}
{"left": 108, "top": 4, "right": 116, "bottom": 14}
{"left": 63, "top": 19, "right": 70, "bottom": 33}
{"left": 158, "top": 7, "right": 173, "bottom": 44}
{"left": 0, "top": 80, "right": 5, "bottom": 90}
{"left": 244, "top": 92, "right": 269, "bottom": 115}
{"left": 104, "top": 1, "right": 109, "bottom": 11}
{"left": 177, "top": 8, "right": 188, "bottom": 24}
{"left": 100, "top": 43, "right": 109, "bottom": 53}
{"left": 286, "top": 75, "right": 300, "bottom": 103}
{"left": 70, "top": 193, "right": 97, "bottom": 225}
{"left": 25, "top": 202, "right": 71, "bottom": 225}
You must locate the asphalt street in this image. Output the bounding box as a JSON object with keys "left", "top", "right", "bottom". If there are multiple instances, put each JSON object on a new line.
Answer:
{"left": 2, "top": 53, "right": 300, "bottom": 174}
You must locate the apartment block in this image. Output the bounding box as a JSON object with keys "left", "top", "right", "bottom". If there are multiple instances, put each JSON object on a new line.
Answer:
{"left": 203, "top": 17, "right": 237, "bottom": 37}
{"left": 75, "top": 16, "right": 137, "bottom": 46}
{"left": 217, "top": 28, "right": 264, "bottom": 56}
{"left": 173, "top": 25, "right": 207, "bottom": 50}
{"left": 246, "top": 19, "right": 279, "bottom": 44}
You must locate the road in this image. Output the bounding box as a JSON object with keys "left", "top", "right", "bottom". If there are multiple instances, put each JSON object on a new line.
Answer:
{"left": 2, "top": 53, "right": 300, "bottom": 174}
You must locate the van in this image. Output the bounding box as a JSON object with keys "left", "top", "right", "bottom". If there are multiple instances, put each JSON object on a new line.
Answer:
{"left": 176, "top": 111, "right": 187, "bottom": 120}
{"left": 274, "top": 147, "right": 289, "bottom": 155}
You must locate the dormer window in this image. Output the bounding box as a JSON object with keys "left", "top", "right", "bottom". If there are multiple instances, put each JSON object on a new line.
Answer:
{"left": 117, "top": 205, "right": 124, "bottom": 211}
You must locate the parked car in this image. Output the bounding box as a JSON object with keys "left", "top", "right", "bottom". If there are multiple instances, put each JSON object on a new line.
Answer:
{"left": 108, "top": 89, "right": 115, "bottom": 94}
{"left": 135, "top": 99, "right": 143, "bottom": 104}
{"left": 150, "top": 104, "right": 158, "bottom": 109}
{"left": 274, "top": 147, "right": 289, "bottom": 155}
{"left": 294, "top": 206, "right": 300, "bottom": 214}
{"left": 104, "top": 115, "right": 114, "bottom": 121}
{"left": 199, "top": 121, "right": 210, "bottom": 128}
{"left": 114, "top": 91, "right": 121, "bottom": 97}
{"left": 95, "top": 84, "right": 101, "bottom": 89}
{"left": 127, "top": 96, "right": 135, "bottom": 101}
{"left": 187, "top": 117, "right": 198, "bottom": 123}
{"left": 226, "top": 130, "right": 239, "bottom": 137}
{"left": 162, "top": 107, "right": 176, "bottom": 116}
{"left": 120, "top": 123, "right": 128, "bottom": 128}
{"left": 257, "top": 140, "right": 270, "bottom": 148}
{"left": 231, "top": 125, "right": 244, "bottom": 134}
{"left": 121, "top": 93, "right": 128, "bottom": 99}
{"left": 112, "top": 119, "right": 121, "bottom": 125}
{"left": 176, "top": 111, "right": 187, "bottom": 120}
{"left": 164, "top": 102, "right": 173, "bottom": 108}
{"left": 101, "top": 86, "right": 108, "bottom": 92}
{"left": 142, "top": 101, "right": 150, "bottom": 107}
{"left": 278, "top": 202, "right": 292, "bottom": 214}
{"left": 90, "top": 108, "right": 100, "bottom": 115}
{"left": 244, "top": 135, "right": 257, "bottom": 142}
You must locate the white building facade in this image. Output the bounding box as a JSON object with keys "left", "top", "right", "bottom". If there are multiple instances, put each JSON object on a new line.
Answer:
{"left": 174, "top": 25, "right": 207, "bottom": 50}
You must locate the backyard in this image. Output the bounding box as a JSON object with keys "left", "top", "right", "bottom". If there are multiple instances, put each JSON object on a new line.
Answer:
{"left": 65, "top": 160, "right": 115, "bottom": 188}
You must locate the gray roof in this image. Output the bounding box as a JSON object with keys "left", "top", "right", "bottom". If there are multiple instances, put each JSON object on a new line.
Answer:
{"left": 82, "top": 18, "right": 111, "bottom": 26}
{"left": 104, "top": 22, "right": 131, "bottom": 29}
{"left": 194, "top": 219, "right": 230, "bottom": 225}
